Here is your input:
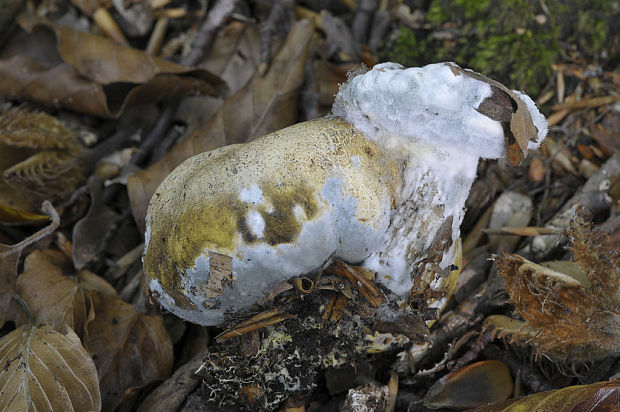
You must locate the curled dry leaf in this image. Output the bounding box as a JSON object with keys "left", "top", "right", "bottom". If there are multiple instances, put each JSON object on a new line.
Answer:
{"left": 0, "top": 201, "right": 59, "bottom": 329}
{"left": 128, "top": 18, "right": 314, "bottom": 231}
{"left": 14, "top": 248, "right": 116, "bottom": 339}
{"left": 84, "top": 290, "right": 173, "bottom": 411}
{"left": 424, "top": 360, "right": 513, "bottom": 410}
{"left": 0, "top": 324, "right": 101, "bottom": 412}
{"left": 0, "top": 14, "right": 225, "bottom": 118}
{"left": 474, "top": 378, "right": 620, "bottom": 412}
{"left": 72, "top": 177, "right": 121, "bottom": 269}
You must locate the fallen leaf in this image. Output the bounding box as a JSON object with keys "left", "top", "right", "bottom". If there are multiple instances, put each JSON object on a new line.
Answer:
{"left": 128, "top": 19, "right": 314, "bottom": 232}
{"left": 72, "top": 177, "right": 121, "bottom": 269}
{"left": 201, "top": 21, "right": 261, "bottom": 95}
{"left": 474, "top": 378, "right": 620, "bottom": 412}
{"left": 314, "top": 60, "right": 361, "bottom": 106}
{"left": 0, "top": 14, "right": 225, "bottom": 118}
{"left": 424, "top": 360, "right": 513, "bottom": 409}
{"left": 0, "top": 324, "right": 101, "bottom": 411}
{"left": 0, "top": 201, "right": 59, "bottom": 329}
{"left": 84, "top": 290, "right": 173, "bottom": 411}
{"left": 16, "top": 250, "right": 93, "bottom": 339}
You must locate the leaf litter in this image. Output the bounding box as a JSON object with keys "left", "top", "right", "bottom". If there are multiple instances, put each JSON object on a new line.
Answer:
{"left": 0, "top": 1, "right": 619, "bottom": 411}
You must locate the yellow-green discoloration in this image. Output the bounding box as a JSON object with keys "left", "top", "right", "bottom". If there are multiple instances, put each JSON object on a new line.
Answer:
{"left": 238, "top": 184, "right": 319, "bottom": 245}
{"left": 144, "top": 118, "right": 401, "bottom": 310}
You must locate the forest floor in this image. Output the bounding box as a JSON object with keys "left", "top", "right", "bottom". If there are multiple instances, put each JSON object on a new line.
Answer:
{"left": 0, "top": 1, "right": 619, "bottom": 411}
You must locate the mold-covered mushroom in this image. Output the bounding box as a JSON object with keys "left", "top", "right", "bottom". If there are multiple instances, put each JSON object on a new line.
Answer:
{"left": 143, "top": 62, "right": 548, "bottom": 326}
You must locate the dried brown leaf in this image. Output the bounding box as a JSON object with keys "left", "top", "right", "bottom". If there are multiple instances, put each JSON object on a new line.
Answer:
{"left": 0, "top": 201, "right": 59, "bottom": 329}
{"left": 127, "top": 19, "right": 314, "bottom": 231}
{"left": 0, "top": 324, "right": 101, "bottom": 411}
{"left": 16, "top": 250, "right": 93, "bottom": 339}
{"left": 84, "top": 290, "right": 173, "bottom": 411}
{"left": 202, "top": 21, "right": 261, "bottom": 95}
{"left": 0, "top": 15, "right": 225, "bottom": 118}
{"left": 72, "top": 177, "right": 121, "bottom": 270}
{"left": 424, "top": 360, "right": 513, "bottom": 410}
{"left": 474, "top": 378, "right": 620, "bottom": 412}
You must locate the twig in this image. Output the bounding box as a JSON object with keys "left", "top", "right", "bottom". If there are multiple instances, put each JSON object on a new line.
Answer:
{"left": 368, "top": 9, "right": 391, "bottom": 52}
{"left": 258, "top": 0, "right": 295, "bottom": 75}
{"left": 184, "top": 0, "right": 239, "bottom": 67}
{"left": 150, "top": 124, "right": 184, "bottom": 162}
{"left": 146, "top": 17, "right": 169, "bottom": 55}
{"left": 352, "top": 0, "right": 376, "bottom": 44}
{"left": 83, "top": 126, "right": 139, "bottom": 169}
{"left": 130, "top": 104, "right": 176, "bottom": 167}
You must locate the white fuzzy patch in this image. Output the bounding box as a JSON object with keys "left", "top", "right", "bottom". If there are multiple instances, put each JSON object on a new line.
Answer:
{"left": 247, "top": 210, "right": 265, "bottom": 238}
{"left": 240, "top": 185, "right": 264, "bottom": 204}
{"left": 350, "top": 155, "right": 361, "bottom": 167}
{"left": 293, "top": 204, "right": 307, "bottom": 222}
{"left": 332, "top": 62, "right": 508, "bottom": 159}
{"left": 364, "top": 145, "right": 479, "bottom": 296}
{"left": 144, "top": 223, "right": 151, "bottom": 250}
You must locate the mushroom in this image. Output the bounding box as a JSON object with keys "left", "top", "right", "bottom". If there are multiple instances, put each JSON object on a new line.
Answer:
{"left": 143, "top": 62, "right": 548, "bottom": 326}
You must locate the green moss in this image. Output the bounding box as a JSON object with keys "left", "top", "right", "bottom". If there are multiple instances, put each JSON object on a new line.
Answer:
{"left": 385, "top": 0, "right": 619, "bottom": 95}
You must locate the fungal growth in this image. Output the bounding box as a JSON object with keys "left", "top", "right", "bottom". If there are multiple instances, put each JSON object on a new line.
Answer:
{"left": 143, "top": 62, "right": 548, "bottom": 326}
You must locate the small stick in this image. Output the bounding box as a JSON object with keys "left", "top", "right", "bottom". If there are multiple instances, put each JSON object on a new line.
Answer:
{"left": 146, "top": 17, "right": 168, "bottom": 55}
{"left": 184, "top": 0, "right": 238, "bottom": 67}
{"left": 92, "top": 7, "right": 129, "bottom": 46}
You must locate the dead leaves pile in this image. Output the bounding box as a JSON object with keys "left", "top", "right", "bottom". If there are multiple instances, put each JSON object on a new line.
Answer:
{"left": 0, "top": 4, "right": 317, "bottom": 411}
{"left": 0, "top": 1, "right": 619, "bottom": 411}
{"left": 0, "top": 15, "right": 225, "bottom": 119}
{"left": 1, "top": 245, "right": 173, "bottom": 411}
